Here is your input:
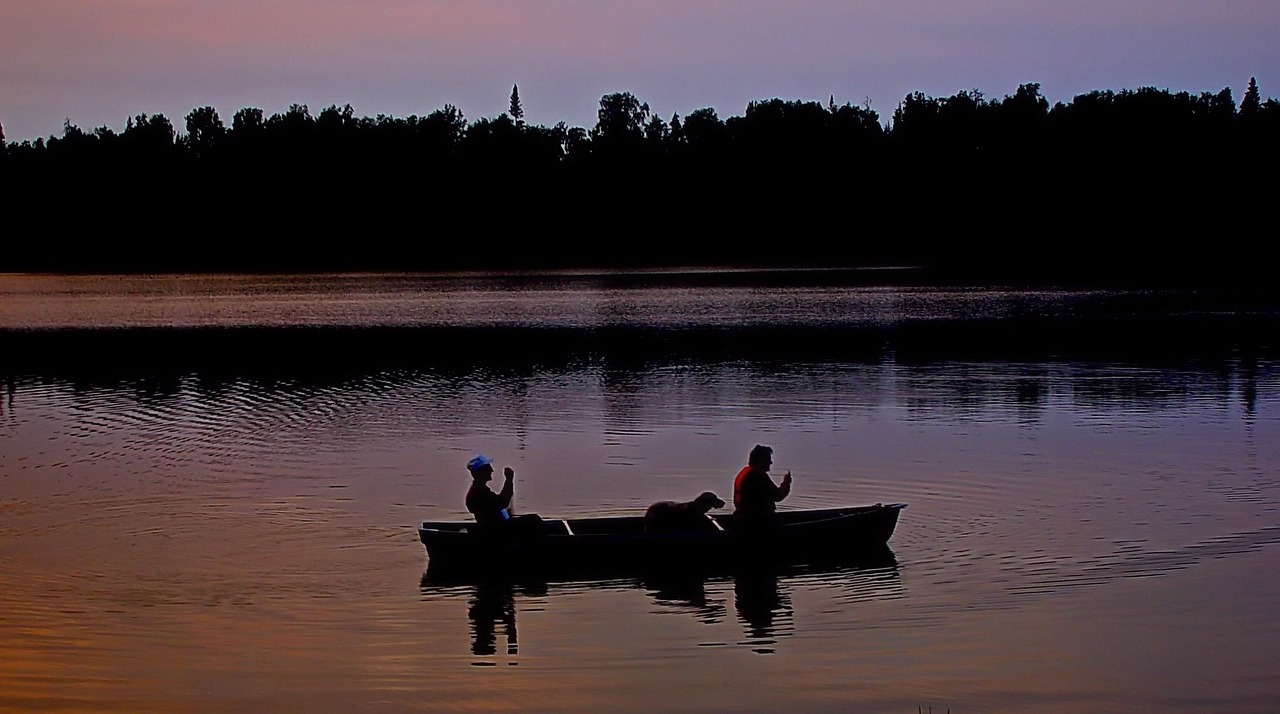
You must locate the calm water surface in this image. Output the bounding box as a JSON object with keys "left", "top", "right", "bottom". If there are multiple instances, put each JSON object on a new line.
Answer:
{"left": 1, "top": 272, "right": 1278, "bottom": 713}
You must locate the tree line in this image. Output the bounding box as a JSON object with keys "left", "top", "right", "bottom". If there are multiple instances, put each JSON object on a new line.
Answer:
{"left": 2, "top": 80, "right": 1276, "bottom": 283}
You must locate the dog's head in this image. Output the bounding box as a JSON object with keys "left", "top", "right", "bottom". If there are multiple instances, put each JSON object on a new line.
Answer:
{"left": 692, "top": 491, "right": 726, "bottom": 513}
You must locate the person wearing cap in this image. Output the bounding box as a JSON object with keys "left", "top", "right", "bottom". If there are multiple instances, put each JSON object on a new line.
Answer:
{"left": 465, "top": 454, "right": 543, "bottom": 533}
{"left": 732, "top": 444, "right": 792, "bottom": 531}
{"left": 465, "top": 454, "right": 512, "bottom": 526}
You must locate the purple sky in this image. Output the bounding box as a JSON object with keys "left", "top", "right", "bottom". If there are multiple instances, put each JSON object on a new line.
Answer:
{"left": 2, "top": 0, "right": 1277, "bottom": 142}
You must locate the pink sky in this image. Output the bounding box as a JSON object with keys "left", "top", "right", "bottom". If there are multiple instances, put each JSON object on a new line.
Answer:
{"left": 2, "top": 0, "right": 1276, "bottom": 142}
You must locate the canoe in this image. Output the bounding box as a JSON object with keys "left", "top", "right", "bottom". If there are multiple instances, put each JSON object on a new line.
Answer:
{"left": 419, "top": 503, "right": 906, "bottom": 578}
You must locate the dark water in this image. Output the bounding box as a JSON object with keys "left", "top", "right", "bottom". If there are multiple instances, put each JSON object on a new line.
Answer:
{"left": 1, "top": 272, "right": 1278, "bottom": 713}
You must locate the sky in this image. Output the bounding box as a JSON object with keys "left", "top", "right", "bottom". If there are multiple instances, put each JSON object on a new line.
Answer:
{"left": 2, "top": 0, "right": 1277, "bottom": 143}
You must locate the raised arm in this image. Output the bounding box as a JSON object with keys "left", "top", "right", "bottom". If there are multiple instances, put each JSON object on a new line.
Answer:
{"left": 498, "top": 467, "right": 515, "bottom": 509}
{"left": 775, "top": 471, "right": 792, "bottom": 502}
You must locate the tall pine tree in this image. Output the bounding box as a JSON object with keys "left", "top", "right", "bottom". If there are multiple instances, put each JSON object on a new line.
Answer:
{"left": 509, "top": 84, "right": 525, "bottom": 127}
{"left": 1241, "top": 77, "right": 1261, "bottom": 115}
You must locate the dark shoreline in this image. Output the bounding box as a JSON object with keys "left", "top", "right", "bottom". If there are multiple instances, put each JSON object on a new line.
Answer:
{"left": 5, "top": 80, "right": 1276, "bottom": 286}
{"left": 4, "top": 270, "right": 1277, "bottom": 382}
{"left": 3, "top": 311, "right": 1277, "bottom": 381}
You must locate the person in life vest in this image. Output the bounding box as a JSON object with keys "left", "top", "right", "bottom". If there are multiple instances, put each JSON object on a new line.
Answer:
{"left": 732, "top": 444, "right": 792, "bottom": 530}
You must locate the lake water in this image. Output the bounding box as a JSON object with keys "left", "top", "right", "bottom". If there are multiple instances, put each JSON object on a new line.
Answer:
{"left": 1, "top": 271, "right": 1278, "bottom": 713}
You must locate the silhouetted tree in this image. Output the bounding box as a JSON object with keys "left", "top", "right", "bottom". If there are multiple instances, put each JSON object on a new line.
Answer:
{"left": 224, "top": 107, "right": 267, "bottom": 170}
{"left": 419, "top": 103, "right": 467, "bottom": 158}
{"left": 58, "top": 118, "right": 91, "bottom": 146}
{"left": 891, "top": 91, "right": 940, "bottom": 142}
{"left": 1205, "top": 86, "right": 1236, "bottom": 120}
{"left": 232, "top": 107, "right": 265, "bottom": 134}
{"left": 316, "top": 104, "right": 355, "bottom": 133}
{"left": 184, "top": 106, "right": 225, "bottom": 158}
{"left": 828, "top": 100, "right": 881, "bottom": 136}
{"left": 267, "top": 104, "right": 314, "bottom": 135}
{"left": 643, "top": 113, "right": 669, "bottom": 144}
{"left": 1000, "top": 83, "right": 1049, "bottom": 124}
{"left": 1241, "top": 77, "right": 1262, "bottom": 115}
{"left": 3, "top": 79, "right": 1277, "bottom": 278}
{"left": 462, "top": 113, "right": 521, "bottom": 169}
{"left": 825, "top": 99, "right": 885, "bottom": 173}
{"left": 734, "top": 99, "right": 833, "bottom": 156}
{"left": 593, "top": 92, "right": 649, "bottom": 145}
{"left": 989, "top": 83, "right": 1048, "bottom": 157}
{"left": 509, "top": 84, "right": 525, "bottom": 127}
{"left": 680, "top": 107, "right": 727, "bottom": 154}
{"left": 120, "top": 113, "right": 176, "bottom": 159}
{"left": 669, "top": 113, "right": 683, "bottom": 144}
{"left": 561, "top": 124, "right": 590, "bottom": 159}
{"left": 43, "top": 119, "right": 95, "bottom": 164}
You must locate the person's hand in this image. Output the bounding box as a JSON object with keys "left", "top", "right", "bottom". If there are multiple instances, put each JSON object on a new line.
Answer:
{"left": 782, "top": 470, "right": 792, "bottom": 485}
{"left": 504, "top": 467, "right": 514, "bottom": 480}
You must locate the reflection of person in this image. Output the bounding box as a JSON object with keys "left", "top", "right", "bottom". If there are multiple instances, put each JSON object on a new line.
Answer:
{"left": 469, "top": 582, "right": 518, "bottom": 657}
{"left": 734, "top": 567, "right": 793, "bottom": 651}
{"left": 465, "top": 454, "right": 543, "bottom": 532}
{"left": 732, "top": 445, "right": 792, "bottom": 529}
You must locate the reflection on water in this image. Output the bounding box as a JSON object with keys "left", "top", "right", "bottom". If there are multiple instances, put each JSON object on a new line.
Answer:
{"left": 734, "top": 568, "right": 793, "bottom": 653}
{"left": 421, "top": 553, "right": 902, "bottom": 660}
{"left": 643, "top": 571, "right": 728, "bottom": 625}
{"left": 2, "top": 270, "right": 1235, "bottom": 330}
{"left": 2, "top": 273, "right": 1279, "bottom": 712}
{"left": 469, "top": 581, "right": 520, "bottom": 661}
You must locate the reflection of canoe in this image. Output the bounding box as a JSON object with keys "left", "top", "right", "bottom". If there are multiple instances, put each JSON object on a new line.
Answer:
{"left": 419, "top": 503, "right": 905, "bottom": 578}
{"left": 419, "top": 552, "right": 904, "bottom": 658}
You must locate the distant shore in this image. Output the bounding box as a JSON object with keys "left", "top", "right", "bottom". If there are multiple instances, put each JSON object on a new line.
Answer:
{"left": 3, "top": 82, "right": 1275, "bottom": 285}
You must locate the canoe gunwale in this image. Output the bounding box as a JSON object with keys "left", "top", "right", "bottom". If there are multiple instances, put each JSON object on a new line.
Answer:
{"left": 419, "top": 503, "right": 907, "bottom": 534}
{"left": 418, "top": 503, "right": 905, "bottom": 577}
